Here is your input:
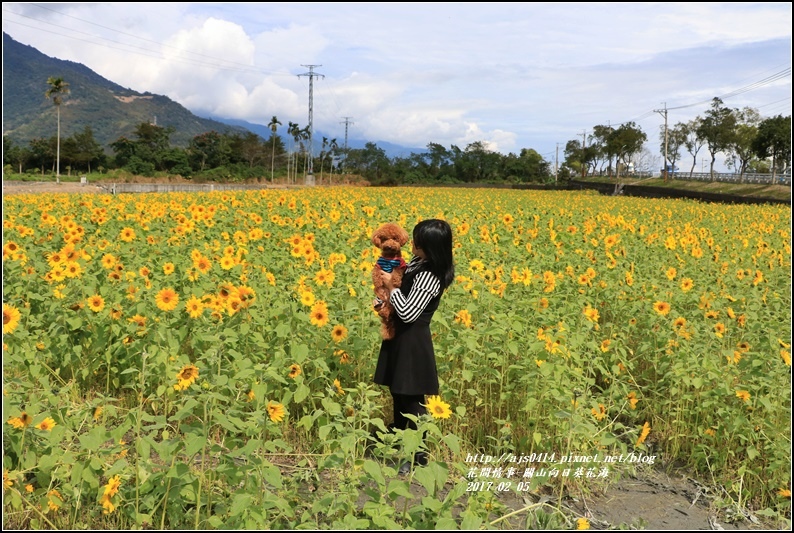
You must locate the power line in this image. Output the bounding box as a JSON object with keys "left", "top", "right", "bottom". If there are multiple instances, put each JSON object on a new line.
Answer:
{"left": 667, "top": 67, "right": 791, "bottom": 111}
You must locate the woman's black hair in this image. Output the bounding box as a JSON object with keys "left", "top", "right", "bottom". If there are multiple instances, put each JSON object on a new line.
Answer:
{"left": 413, "top": 219, "right": 455, "bottom": 289}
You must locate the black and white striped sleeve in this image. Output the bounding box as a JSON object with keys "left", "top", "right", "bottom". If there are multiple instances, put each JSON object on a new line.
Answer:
{"left": 389, "top": 271, "right": 441, "bottom": 323}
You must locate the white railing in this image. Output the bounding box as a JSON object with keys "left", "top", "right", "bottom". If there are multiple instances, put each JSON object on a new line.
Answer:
{"left": 671, "top": 172, "right": 790, "bottom": 186}
{"left": 587, "top": 172, "right": 791, "bottom": 186}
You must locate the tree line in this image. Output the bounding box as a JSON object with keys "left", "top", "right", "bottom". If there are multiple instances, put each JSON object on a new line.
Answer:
{"left": 566, "top": 98, "right": 790, "bottom": 182}
{"left": 3, "top": 78, "right": 790, "bottom": 185}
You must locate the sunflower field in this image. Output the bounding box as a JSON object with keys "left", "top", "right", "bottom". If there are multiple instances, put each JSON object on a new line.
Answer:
{"left": 2, "top": 187, "right": 791, "bottom": 529}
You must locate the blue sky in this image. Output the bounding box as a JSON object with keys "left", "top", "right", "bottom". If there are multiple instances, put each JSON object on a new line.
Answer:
{"left": 3, "top": 2, "right": 791, "bottom": 170}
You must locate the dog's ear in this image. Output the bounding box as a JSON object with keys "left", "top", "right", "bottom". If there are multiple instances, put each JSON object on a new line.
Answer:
{"left": 371, "top": 231, "right": 383, "bottom": 248}
{"left": 398, "top": 226, "right": 409, "bottom": 246}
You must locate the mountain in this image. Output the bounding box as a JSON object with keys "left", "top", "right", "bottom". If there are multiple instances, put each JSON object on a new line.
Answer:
{"left": 3, "top": 32, "right": 425, "bottom": 158}
{"left": 203, "top": 116, "right": 427, "bottom": 159}
{"left": 2, "top": 32, "right": 246, "bottom": 149}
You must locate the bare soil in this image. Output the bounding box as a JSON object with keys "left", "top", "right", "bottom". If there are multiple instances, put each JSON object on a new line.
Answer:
{"left": 3, "top": 180, "right": 107, "bottom": 195}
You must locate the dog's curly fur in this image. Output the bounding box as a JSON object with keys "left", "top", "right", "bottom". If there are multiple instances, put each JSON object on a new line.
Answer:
{"left": 371, "top": 223, "right": 410, "bottom": 340}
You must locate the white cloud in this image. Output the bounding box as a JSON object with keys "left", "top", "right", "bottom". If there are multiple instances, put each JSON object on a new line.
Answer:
{"left": 2, "top": 1, "right": 791, "bottom": 165}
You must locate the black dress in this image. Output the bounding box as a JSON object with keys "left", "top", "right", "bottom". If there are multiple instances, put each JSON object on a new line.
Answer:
{"left": 373, "top": 260, "right": 442, "bottom": 395}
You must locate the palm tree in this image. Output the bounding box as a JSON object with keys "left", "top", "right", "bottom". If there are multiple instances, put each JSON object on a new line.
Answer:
{"left": 268, "top": 116, "right": 282, "bottom": 183}
{"left": 287, "top": 122, "right": 300, "bottom": 183}
{"left": 300, "top": 126, "right": 311, "bottom": 178}
{"left": 328, "top": 138, "right": 338, "bottom": 185}
{"left": 45, "top": 76, "right": 70, "bottom": 184}
{"left": 319, "top": 136, "right": 329, "bottom": 184}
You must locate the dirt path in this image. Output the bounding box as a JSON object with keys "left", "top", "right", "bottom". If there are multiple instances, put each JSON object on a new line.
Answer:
{"left": 3, "top": 180, "right": 106, "bottom": 195}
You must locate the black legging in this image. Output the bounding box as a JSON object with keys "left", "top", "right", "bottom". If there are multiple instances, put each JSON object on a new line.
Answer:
{"left": 391, "top": 393, "right": 426, "bottom": 430}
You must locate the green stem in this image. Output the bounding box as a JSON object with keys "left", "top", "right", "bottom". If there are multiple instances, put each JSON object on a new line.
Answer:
{"left": 134, "top": 350, "right": 147, "bottom": 519}
{"left": 16, "top": 490, "right": 58, "bottom": 529}
{"left": 194, "top": 401, "right": 209, "bottom": 530}
{"left": 18, "top": 427, "right": 27, "bottom": 470}
{"left": 159, "top": 452, "right": 179, "bottom": 530}
{"left": 105, "top": 351, "right": 111, "bottom": 395}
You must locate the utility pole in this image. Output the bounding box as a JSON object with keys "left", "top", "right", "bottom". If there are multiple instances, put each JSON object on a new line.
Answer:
{"left": 654, "top": 103, "right": 669, "bottom": 181}
{"left": 555, "top": 143, "right": 559, "bottom": 184}
{"left": 581, "top": 130, "right": 587, "bottom": 178}
{"left": 298, "top": 64, "right": 324, "bottom": 185}
{"left": 340, "top": 116, "right": 354, "bottom": 173}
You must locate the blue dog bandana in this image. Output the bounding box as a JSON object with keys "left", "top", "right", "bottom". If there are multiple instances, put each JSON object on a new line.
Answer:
{"left": 376, "top": 257, "right": 405, "bottom": 273}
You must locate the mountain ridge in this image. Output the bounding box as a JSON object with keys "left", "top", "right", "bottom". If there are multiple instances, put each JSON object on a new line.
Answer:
{"left": 2, "top": 32, "right": 425, "bottom": 158}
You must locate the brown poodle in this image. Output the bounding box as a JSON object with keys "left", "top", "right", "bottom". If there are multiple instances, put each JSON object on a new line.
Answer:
{"left": 371, "top": 222, "right": 410, "bottom": 340}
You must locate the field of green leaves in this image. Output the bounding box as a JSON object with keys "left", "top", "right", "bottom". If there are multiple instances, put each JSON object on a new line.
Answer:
{"left": 2, "top": 187, "right": 791, "bottom": 529}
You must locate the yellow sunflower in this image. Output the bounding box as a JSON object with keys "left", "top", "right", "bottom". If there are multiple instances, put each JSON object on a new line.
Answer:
{"left": 333, "top": 378, "right": 345, "bottom": 396}
{"left": 7, "top": 412, "right": 32, "bottom": 429}
{"left": 119, "top": 227, "right": 136, "bottom": 242}
{"left": 174, "top": 364, "right": 199, "bottom": 391}
{"left": 454, "top": 309, "right": 473, "bottom": 328}
{"left": 3, "top": 304, "right": 22, "bottom": 334}
{"left": 583, "top": 305, "right": 600, "bottom": 323}
{"left": 155, "top": 288, "right": 179, "bottom": 312}
{"left": 627, "top": 392, "right": 639, "bottom": 409}
{"left": 653, "top": 301, "right": 671, "bottom": 316}
{"left": 99, "top": 475, "right": 121, "bottom": 514}
{"left": 185, "top": 295, "right": 204, "bottom": 318}
{"left": 310, "top": 301, "right": 329, "bottom": 327}
{"left": 267, "top": 401, "right": 285, "bottom": 422}
{"left": 196, "top": 256, "right": 212, "bottom": 274}
{"left": 101, "top": 254, "right": 116, "bottom": 269}
{"left": 635, "top": 421, "right": 651, "bottom": 446}
{"left": 425, "top": 395, "right": 452, "bottom": 419}
{"left": 288, "top": 363, "right": 302, "bottom": 379}
{"left": 35, "top": 417, "right": 56, "bottom": 431}
{"left": 336, "top": 350, "right": 351, "bottom": 364}
{"left": 219, "top": 255, "right": 236, "bottom": 270}
{"left": 86, "top": 294, "right": 105, "bottom": 313}
{"left": 331, "top": 324, "right": 348, "bottom": 342}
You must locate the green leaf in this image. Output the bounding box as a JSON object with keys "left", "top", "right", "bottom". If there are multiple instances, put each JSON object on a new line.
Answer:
{"left": 230, "top": 493, "right": 253, "bottom": 517}
{"left": 362, "top": 460, "right": 385, "bottom": 488}
{"left": 291, "top": 343, "right": 309, "bottom": 361}
{"left": 414, "top": 465, "right": 436, "bottom": 496}
{"left": 294, "top": 384, "right": 310, "bottom": 404}
{"left": 105, "top": 459, "right": 129, "bottom": 478}
{"left": 387, "top": 479, "right": 414, "bottom": 500}
{"left": 81, "top": 465, "right": 99, "bottom": 489}
{"left": 442, "top": 433, "right": 461, "bottom": 455}
{"left": 78, "top": 426, "right": 109, "bottom": 453}
{"left": 275, "top": 323, "right": 292, "bottom": 338}
{"left": 184, "top": 434, "right": 206, "bottom": 458}
{"left": 460, "top": 511, "right": 482, "bottom": 530}
{"left": 261, "top": 463, "right": 283, "bottom": 489}
{"left": 421, "top": 495, "right": 444, "bottom": 512}
{"left": 435, "top": 517, "right": 458, "bottom": 530}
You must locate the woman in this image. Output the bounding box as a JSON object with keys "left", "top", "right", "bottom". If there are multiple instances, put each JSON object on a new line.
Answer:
{"left": 372, "top": 219, "right": 455, "bottom": 473}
